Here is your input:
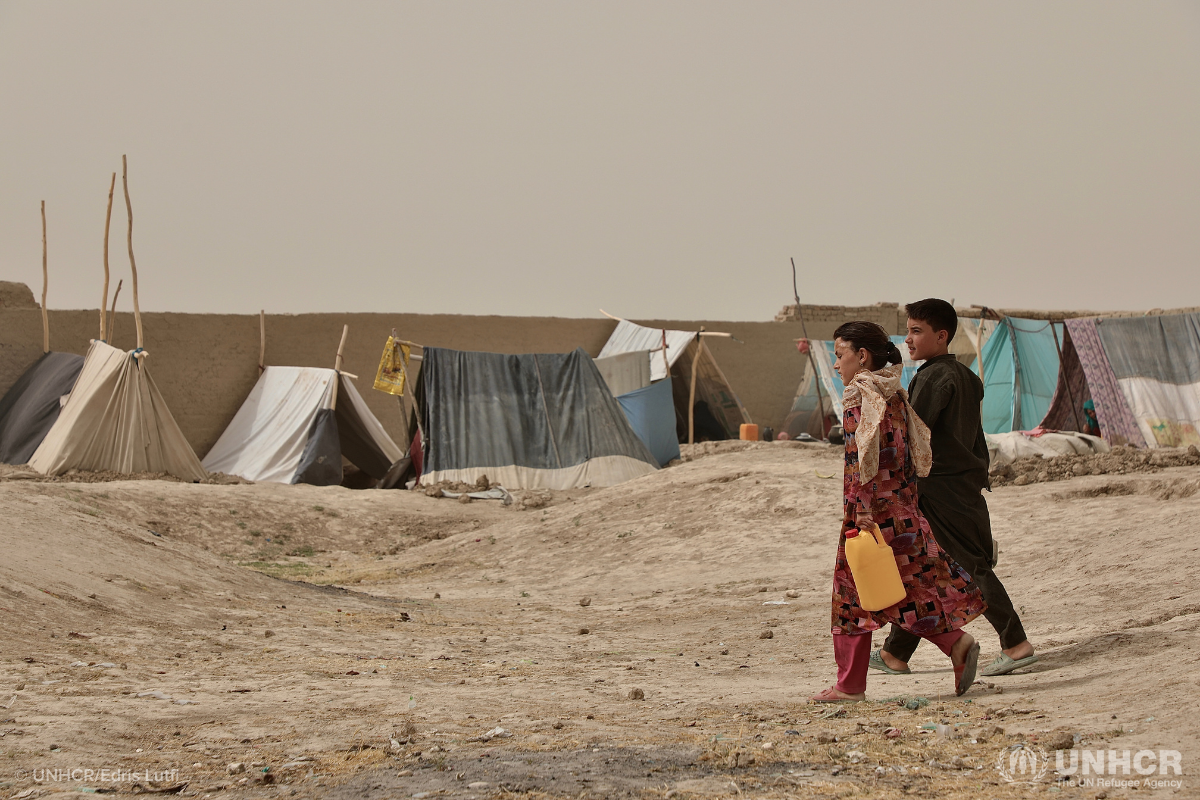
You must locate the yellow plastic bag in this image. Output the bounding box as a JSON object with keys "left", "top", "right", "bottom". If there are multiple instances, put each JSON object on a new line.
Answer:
{"left": 373, "top": 336, "right": 411, "bottom": 396}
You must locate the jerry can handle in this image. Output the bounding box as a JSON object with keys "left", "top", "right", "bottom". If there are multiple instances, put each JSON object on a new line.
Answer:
{"left": 861, "top": 522, "right": 888, "bottom": 548}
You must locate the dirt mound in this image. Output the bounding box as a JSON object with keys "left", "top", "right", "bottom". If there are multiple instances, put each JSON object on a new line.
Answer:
{"left": 680, "top": 439, "right": 836, "bottom": 462}
{"left": 0, "top": 463, "right": 248, "bottom": 484}
{"left": 1050, "top": 475, "right": 1200, "bottom": 501}
{"left": 990, "top": 443, "right": 1200, "bottom": 486}
{"left": 421, "top": 475, "right": 500, "bottom": 496}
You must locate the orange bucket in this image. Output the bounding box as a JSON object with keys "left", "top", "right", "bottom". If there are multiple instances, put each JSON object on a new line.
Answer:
{"left": 739, "top": 423, "right": 760, "bottom": 441}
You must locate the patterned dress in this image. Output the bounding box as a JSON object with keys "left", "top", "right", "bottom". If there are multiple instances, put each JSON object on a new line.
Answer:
{"left": 832, "top": 393, "right": 986, "bottom": 635}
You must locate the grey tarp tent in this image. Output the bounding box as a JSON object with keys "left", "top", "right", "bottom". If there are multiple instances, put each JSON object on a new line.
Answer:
{"left": 0, "top": 351, "right": 85, "bottom": 464}
{"left": 417, "top": 346, "right": 659, "bottom": 490}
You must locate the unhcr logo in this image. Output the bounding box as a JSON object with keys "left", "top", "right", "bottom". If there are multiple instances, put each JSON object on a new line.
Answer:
{"left": 1055, "top": 748, "right": 1183, "bottom": 790}
{"left": 996, "top": 742, "right": 1050, "bottom": 783}
{"left": 996, "top": 743, "right": 1185, "bottom": 788}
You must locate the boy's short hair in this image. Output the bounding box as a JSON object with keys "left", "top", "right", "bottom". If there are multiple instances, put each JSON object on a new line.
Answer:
{"left": 905, "top": 298, "right": 958, "bottom": 344}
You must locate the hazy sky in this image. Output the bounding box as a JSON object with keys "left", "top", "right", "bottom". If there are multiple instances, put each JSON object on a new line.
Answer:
{"left": 2, "top": 2, "right": 1198, "bottom": 320}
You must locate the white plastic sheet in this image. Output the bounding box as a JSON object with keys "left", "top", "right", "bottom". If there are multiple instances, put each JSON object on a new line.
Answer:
{"left": 29, "top": 340, "right": 207, "bottom": 481}
{"left": 985, "top": 430, "right": 1110, "bottom": 467}
{"left": 597, "top": 319, "right": 696, "bottom": 383}
{"left": 203, "top": 366, "right": 403, "bottom": 484}
{"left": 202, "top": 366, "right": 337, "bottom": 483}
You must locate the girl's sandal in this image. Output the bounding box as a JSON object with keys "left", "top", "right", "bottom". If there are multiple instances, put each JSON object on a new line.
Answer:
{"left": 809, "top": 686, "right": 863, "bottom": 703}
{"left": 954, "top": 640, "right": 980, "bottom": 696}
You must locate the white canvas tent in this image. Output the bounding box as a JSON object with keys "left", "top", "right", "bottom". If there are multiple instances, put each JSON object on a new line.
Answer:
{"left": 203, "top": 366, "right": 403, "bottom": 485}
{"left": 597, "top": 319, "right": 750, "bottom": 440}
{"left": 29, "top": 340, "right": 207, "bottom": 481}
{"left": 593, "top": 349, "right": 652, "bottom": 398}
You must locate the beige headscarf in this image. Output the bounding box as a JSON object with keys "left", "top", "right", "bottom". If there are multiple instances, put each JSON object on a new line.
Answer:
{"left": 842, "top": 363, "right": 932, "bottom": 483}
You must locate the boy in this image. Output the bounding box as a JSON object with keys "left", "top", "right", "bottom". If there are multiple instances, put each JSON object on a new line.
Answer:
{"left": 872, "top": 299, "right": 1037, "bottom": 677}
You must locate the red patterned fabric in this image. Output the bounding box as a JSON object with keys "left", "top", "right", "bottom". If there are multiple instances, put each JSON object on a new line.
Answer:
{"left": 831, "top": 395, "right": 986, "bottom": 635}
{"left": 1040, "top": 326, "right": 1092, "bottom": 432}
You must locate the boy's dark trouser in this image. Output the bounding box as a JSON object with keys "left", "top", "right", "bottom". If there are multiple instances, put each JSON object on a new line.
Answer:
{"left": 883, "top": 474, "right": 1027, "bottom": 661}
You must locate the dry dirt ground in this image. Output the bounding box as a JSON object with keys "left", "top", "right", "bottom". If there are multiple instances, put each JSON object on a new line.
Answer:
{"left": 1, "top": 441, "right": 1199, "bottom": 800}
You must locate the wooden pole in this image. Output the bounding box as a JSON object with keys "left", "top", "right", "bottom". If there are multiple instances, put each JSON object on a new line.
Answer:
{"left": 389, "top": 328, "right": 407, "bottom": 441}
{"left": 121, "top": 155, "right": 144, "bottom": 349}
{"left": 40, "top": 201, "right": 49, "bottom": 353}
{"left": 970, "top": 319, "right": 984, "bottom": 377}
{"left": 101, "top": 172, "right": 115, "bottom": 340}
{"left": 790, "top": 258, "right": 828, "bottom": 436}
{"left": 108, "top": 279, "right": 123, "bottom": 342}
{"left": 388, "top": 328, "right": 427, "bottom": 441}
{"left": 660, "top": 329, "right": 670, "bottom": 377}
{"left": 334, "top": 323, "right": 349, "bottom": 371}
{"left": 687, "top": 329, "right": 703, "bottom": 445}
{"left": 258, "top": 310, "right": 266, "bottom": 373}
{"left": 330, "top": 324, "right": 349, "bottom": 410}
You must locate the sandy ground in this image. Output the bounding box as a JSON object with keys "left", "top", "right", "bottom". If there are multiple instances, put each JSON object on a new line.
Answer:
{"left": 1, "top": 441, "right": 1199, "bottom": 800}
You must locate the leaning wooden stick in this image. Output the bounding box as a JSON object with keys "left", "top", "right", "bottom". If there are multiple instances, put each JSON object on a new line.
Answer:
{"left": 791, "top": 257, "right": 827, "bottom": 437}
{"left": 334, "top": 324, "right": 349, "bottom": 372}
{"left": 108, "top": 279, "right": 123, "bottom": 343}
{"left": 101, "top": 172, "right": 115, "bottom": 340}
{"left": 330, "top": 324, "right": 350, "bottom": 410}
{"left": 259, "top": 310, "right": 266, "bottom": 373}
{"left": 121, "top": 155, "right": 144, "bottom": 349}
{"left": 41, "top": 201, "right": 49, "bottom": 353}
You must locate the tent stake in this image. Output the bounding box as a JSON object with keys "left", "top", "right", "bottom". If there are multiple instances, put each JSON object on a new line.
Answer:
{"left": 121, "top": 155, "right": 144, "bottom": 350}
{"left": 40, "top": 201, "right": 49, "bottom": 353}
{"left": 687, "top": 329, "right": 703, "bottom": 445}
{"left": 107, "top": 279, "right": 123, "bottom": 343}
{"left": 258, "top": 310, "right": 266, "bottom": 373}
{"left": 101, "top": 172, "right": 115, "bottom": 340}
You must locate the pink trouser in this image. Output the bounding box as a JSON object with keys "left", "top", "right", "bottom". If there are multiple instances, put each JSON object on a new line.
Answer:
{"left": 832, "top": 629, "right": 963, "bottom": 695}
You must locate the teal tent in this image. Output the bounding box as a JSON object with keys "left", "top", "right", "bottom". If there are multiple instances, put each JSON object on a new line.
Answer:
{"left": 980, "top": 319, "right": 1064, "bottom": 434}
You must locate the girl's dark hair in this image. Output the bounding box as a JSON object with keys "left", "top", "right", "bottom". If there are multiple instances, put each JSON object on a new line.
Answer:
{"left": 833, "top": 321, "right": 903, "bottom": 370}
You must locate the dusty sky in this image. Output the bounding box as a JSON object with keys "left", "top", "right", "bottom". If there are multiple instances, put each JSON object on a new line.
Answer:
{"left": 2, "top": 2, "right": 1198, "bottom": 320}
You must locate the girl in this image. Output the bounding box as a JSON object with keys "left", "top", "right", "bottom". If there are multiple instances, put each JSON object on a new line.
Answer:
{"left": 811, "top": 321, "right": 985, "bottom": 702}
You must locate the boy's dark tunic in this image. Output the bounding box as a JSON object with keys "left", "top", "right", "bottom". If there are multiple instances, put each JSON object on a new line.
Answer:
{"left": 883, "top": 354, "right": 1028, "bottom": 659}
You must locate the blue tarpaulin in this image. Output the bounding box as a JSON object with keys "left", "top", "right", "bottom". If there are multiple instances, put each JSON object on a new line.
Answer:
{"left": 616, "top": 379, "right": 680, "bottom": 467}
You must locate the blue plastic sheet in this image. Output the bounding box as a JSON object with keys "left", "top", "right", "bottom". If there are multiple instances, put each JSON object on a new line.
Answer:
{"left": 617, "top": 379, "right": 681, "bottom": 467}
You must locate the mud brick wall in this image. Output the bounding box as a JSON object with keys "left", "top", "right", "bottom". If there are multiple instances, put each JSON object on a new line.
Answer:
{"left": 5, "top": 305, "right": 879, "bottom": 455}
{"left": 774, "top": 303, "right": 905, "bottom": 334}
